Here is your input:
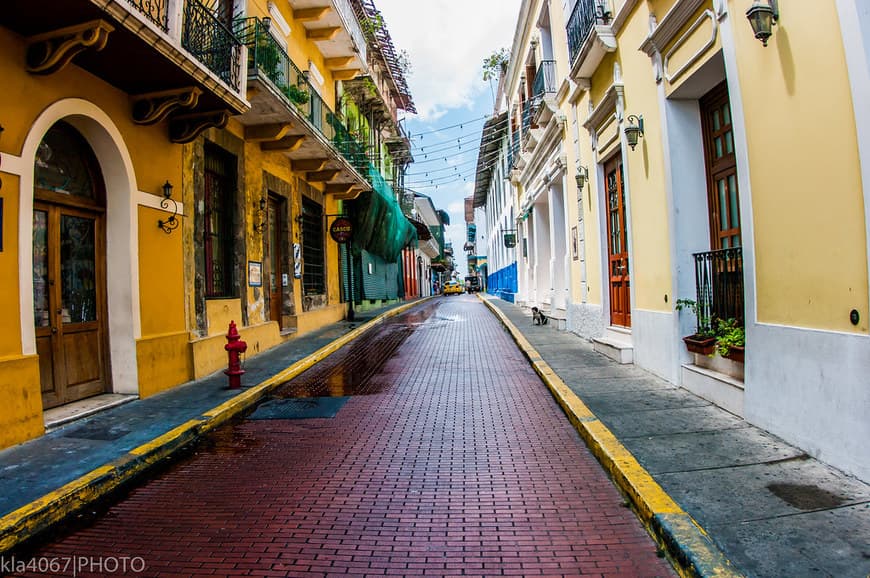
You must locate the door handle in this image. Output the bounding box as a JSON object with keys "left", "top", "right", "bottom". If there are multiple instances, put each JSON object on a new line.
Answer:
{"left": 51, "top": 327, "right": 57, "bottom": 334}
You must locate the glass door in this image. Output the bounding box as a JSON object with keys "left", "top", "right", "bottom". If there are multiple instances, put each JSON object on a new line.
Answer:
{"left": 33, "top": 204, "right": 107, "bottom": 408}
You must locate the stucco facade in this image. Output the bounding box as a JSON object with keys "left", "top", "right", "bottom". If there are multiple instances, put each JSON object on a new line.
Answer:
{"left": 481, "top": 0, "right": 870, "bottom": 482}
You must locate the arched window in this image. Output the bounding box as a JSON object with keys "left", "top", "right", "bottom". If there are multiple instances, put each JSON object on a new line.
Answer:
{"left": 34, "top": 121, "right": 105, "bottom": 205}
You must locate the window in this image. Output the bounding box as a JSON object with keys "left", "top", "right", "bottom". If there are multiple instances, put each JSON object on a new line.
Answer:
{"left": 301, "top": 195, "right": 325, "bottom": 295}
{"left": 204, "top": 143, "right": 236, "bottom": 298}
{"left": 701, "top": 82, "right": 741, "bottom": 249}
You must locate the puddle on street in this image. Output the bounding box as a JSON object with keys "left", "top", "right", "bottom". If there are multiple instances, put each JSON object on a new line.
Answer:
{"left": 270, "top": 301, "right": 440, "bottom": 398}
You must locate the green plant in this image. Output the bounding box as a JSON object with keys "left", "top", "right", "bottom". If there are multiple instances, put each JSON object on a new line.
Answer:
{"left": 713, "top": 318, "right": 745, "bottom": 357}
{"left": 675, "top": 298, "right": 715, "bottom": 337}
{"left": 256, "top": 39, "right": 282, "bottom": 81}
{"left": 285, "top": 84, "right": 309, "bottom": 106}
{"left": 482, "top": 48, "right": 510, "bottom": 82}
{"left": 360, "top": 13, "right": 385, "bottom": 39}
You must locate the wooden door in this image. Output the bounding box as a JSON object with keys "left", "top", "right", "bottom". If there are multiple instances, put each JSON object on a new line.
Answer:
{"left": 701, "top": 81, "right": 741, "bottom": 250}
{"left": 265, "top": 194, "right": 285, "bottom": 329}
{"left": 605, "top": 156, "right": 631, "bottom": 327}
{"left": 33, "top": 203, "right": 108, "bottom": 409}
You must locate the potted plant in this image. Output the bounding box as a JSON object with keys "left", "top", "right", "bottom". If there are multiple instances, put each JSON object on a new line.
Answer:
{"left": 286, "top": 84, "right": 309, "bottom": 106}
{"left": 675, "top": 298, "right": 717, "bottom": 355}
{"left": 713, "top": 318, "right": 745, "bottom": 363}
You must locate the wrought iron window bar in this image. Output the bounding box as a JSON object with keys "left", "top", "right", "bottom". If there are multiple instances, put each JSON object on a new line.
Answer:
{"left": 692, "top": 247, "right": 744, "bottom": 333}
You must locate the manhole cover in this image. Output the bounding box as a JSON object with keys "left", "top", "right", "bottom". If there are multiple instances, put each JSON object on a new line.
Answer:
{"left": 247, "top": 397, "right": 349, "bottom": 420}
{"left": 63, "top": 423, "right": 131, "bottom": 441}
{"left": 767, "top": 482, "right": 846, "bottom": 510}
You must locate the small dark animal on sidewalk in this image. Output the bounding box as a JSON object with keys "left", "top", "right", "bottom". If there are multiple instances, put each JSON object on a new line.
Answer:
{"left": 531, "top": 307, "right": 548, "bottom": 325}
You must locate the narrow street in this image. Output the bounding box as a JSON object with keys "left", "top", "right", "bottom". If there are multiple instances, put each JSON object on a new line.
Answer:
{"left": 13, "top": 297, "right": 674, "bottom": 578}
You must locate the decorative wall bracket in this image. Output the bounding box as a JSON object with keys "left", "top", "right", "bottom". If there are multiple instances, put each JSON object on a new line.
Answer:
{"left": 26, "top": 20, "right": 114, "bottom": 75}
{"left": 168, "top": 110, "right": 229, "bottom": 144}
{"left": 132, "top": 87, "right": 202, "bottom": 125}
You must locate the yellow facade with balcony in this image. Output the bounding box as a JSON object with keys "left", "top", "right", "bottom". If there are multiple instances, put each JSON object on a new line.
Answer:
{"left": 0, "top": 0, "right": 249, "bottom": 447}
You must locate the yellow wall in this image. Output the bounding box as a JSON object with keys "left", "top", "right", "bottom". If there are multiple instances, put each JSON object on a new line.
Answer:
{"left": 247, "top": 0, "right": 342, "bottom": 111}
{"left": 0, "top": 355, "right": 43, "bottom": 447}
{"left": 732, "top": 0, "right": 868, "bottom": 332}
{"left": 139, "top": 206, "right": 186, "bottom": 336}
{"left": 620, "top": 1, "right": 673, "bottom": 312}
{"left": 137, "top": 332, "right": 193, "bottom": 398}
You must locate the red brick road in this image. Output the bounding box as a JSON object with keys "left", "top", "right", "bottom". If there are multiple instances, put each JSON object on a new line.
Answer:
{"left": 14, "top": 296, "right": 674, "bottom": 577}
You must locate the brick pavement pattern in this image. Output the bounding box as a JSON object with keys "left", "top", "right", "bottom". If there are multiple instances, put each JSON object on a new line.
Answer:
{"left": 15, "top": 297, "right": 674, "bottom": 578}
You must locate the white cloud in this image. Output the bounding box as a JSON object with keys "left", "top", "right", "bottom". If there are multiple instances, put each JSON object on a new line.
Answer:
{"left": 375, "top": 0, "right": 522, "bottom": 121}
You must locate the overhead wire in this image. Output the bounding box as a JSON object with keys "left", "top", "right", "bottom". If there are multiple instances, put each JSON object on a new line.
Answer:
{"left": 411, "top": 117, "right": 511, "bottom": 152}
{"left": 406, "top": 113, "right": 496, "bottom": 138}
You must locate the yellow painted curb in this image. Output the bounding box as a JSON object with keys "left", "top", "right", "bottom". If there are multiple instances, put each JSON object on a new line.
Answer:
{"left": 478, "top": 295, "right": 742, "bottom": 578}
{"left": 0, "top": 298, "right": 432, "bottom": 554}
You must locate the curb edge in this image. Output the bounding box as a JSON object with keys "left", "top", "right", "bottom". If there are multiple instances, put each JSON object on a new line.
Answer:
{"left": 478, "top": 294, "right": 743, "bottom": 578}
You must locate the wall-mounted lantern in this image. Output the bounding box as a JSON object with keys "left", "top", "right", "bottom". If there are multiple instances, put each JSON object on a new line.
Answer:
{"left": 746, "top": 0, "right": 778, "bottom": 47}
{"left": 157, "top": 180, "right": 179, "bottom": 234}
{"left": 575, "top": 165, "right": 589, "bottom": 190}
{"left": 624, "top": 114, "right": 644, "bottom": 151}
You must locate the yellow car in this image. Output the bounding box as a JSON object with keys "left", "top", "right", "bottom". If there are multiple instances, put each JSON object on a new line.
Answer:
{"left": 442, "top": 281, "right": 463, "bottom": 295}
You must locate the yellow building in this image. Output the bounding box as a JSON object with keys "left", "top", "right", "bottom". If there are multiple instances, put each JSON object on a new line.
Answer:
{"left": 0, "top": 0, "right": 248, "bottom": 447}
{"left": 0, "top": 0, "right": 416, "bottom": 451}
{"left": 182, "top": 0, "right": 373, "bottom": 379}
{"left": 493, "top": 0, "right": 870, "bottom": 482}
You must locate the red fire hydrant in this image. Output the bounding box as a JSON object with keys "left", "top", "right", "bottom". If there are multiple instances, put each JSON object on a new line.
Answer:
{"left": 224, "top": 320, "right": 247, "bottom": 389}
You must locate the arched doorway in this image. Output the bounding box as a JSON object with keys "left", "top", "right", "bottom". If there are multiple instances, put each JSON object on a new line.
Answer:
{"left": 32, "top": 121, "right": 110, "bottom": 409}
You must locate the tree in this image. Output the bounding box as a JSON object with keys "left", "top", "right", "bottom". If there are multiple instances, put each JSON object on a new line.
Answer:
{"left": 482, "top": 48, "right": 510, "bottom": 82}
{"left": 482, "top": 48, "right": 510, "bottom": 107}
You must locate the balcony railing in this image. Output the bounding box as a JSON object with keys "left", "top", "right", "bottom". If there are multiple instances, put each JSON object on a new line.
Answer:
{"left": 127, "top": 0, "right": 169, "bottom": 31}
{"left": 532, "top": 60, "right": 557, "bottom": 100}
{"left": 693, "top": 247, "right": 744, "bottom": 333}
{"left": 508, "top": 127, "right": 520, "bottom": 169}
{"left": 521, "top": 99, "right": 534, "bottom": 137}
{"left": 236, "top": 18, "right": 369, "bottom": 178}
{"left": 182, "top": 0, "right": 242, "bottom": 90}
{"left": 567, "top": 0, "right": 612, "bottom": 65}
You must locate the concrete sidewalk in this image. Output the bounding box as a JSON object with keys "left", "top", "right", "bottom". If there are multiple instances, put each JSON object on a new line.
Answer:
{"left": 0, "top": 300, "right": 425, "bottom": 553}
{"left": 482, "top": 295, "right": 870, "bottom": 578}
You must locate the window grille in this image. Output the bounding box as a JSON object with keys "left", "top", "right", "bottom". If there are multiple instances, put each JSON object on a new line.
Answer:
{"left": 204, "top": 143, "right": 236, "bottom": 298}
{"left": 301, "top": 196, "right": 325, "bottom": 295}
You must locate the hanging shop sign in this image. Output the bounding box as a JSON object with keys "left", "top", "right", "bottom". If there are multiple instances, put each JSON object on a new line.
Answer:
{"left": 329, "top": 217, "right": 353, "bottom": 243}
{"left": 503, "top": 232, "right": 517, "bottom": 248}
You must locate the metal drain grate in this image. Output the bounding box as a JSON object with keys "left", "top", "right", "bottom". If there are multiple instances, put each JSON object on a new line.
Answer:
{"left": 247, "top": 397, "right": 349, "bottom": 420}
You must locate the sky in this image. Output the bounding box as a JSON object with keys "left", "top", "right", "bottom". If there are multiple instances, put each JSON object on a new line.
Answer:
{"left": 375, "top": 0, "right": 522, "bottom": 275}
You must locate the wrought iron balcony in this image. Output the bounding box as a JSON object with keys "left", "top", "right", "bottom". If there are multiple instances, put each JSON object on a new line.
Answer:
{"left": 532, "top": 60, "right": 557, "bottom": 100}
{"left": 567, "top": 0, "right": 612, "bottom": 65}
{"left": 0, "top": 0, "right": 248, "bottom": 123}
{"left": 521, "top": 99, "right": 535, "bottom": 137}
{"left": 182, "top": 0, "right": 242, "bottom": 91}
{"left": 692, "top": 247, "right": 744, "bottom": 333}
{"left": 508, "top": 127, "right": 520, "bottom": 168}
{"left": 127, "top": 0, "right": 169, "bottom": 31}
{"left": 236, "top": 18, "right": 370, "bottom": 183}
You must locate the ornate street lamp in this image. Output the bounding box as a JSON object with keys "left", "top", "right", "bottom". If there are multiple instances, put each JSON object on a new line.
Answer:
{"left": 746, "top": 0, "right": 779, "bottom": 47}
